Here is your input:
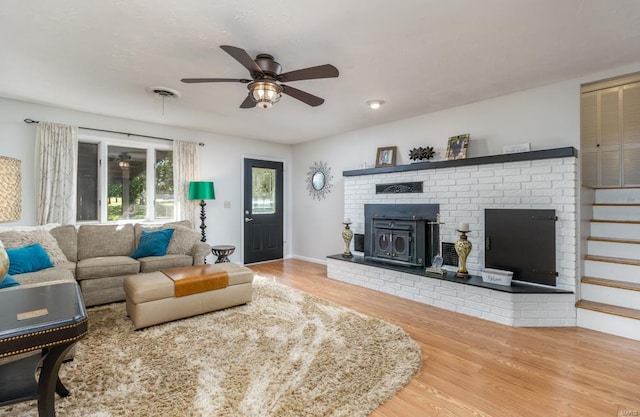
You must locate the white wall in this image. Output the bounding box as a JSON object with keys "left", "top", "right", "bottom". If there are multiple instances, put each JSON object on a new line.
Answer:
{"left": 292, "top": 61, "right": 640, "bottom": 263}
{"left": 0, "top": 97, "right": 293, "bottom": 263}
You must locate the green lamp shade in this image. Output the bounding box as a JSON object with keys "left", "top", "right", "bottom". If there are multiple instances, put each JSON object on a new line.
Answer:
{"left": 188, "top": 181, "right": 215, "bottom": 200}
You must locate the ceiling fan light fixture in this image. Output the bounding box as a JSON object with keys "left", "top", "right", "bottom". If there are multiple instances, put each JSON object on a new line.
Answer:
{"left": 249, "top": 81, "right": 283, "bottom": 109}
{"left": 118, "top": 153, "right": 131, "bottom": 169}
{"left": 367, "top": 100, "right": 385, "bottom": 110}
{"left": 181, "top": 45, "right": 338, "bottom": 109}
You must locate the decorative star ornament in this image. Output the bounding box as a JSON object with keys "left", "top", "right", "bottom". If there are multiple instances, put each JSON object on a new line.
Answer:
{"left": 409, "top": 146, "right": 435, "bottom": 161}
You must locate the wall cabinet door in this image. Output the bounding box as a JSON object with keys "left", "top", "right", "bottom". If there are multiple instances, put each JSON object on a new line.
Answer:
{"left": 623, "top": 83, "right": 640, "bottom": 185}
{"left": 581, "top": 82, "right": 640, "bottom": 187}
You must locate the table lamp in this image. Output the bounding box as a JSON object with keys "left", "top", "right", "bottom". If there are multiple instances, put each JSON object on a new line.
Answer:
{"left": 188, "top": 181, "right": 215, "bottom": 242}
{"left": 0, "top": 156, "right": 22, "bottom": 280}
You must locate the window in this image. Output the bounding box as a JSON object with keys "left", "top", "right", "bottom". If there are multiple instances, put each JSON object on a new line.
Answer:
{"left": 76, "top": 135, "right": 173, "bottom": 223}
{"left": 251, "top": 167, "right": 276, "bottom": 214}
{"left": 76, "top": 142, "right": 99, "bottom": 221}
{"left": 107, "top": 145, "right": 147, "bottom": 221}
{"left": 154, "top": 150, "right": 174, "bottom": 219}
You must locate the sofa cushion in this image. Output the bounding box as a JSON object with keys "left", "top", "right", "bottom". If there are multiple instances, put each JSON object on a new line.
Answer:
{"left": 137, "top": 254, "right": 193, "bottom": 273}
{"left": 0, "top": 230, "right": 68, "bottom": 265}
{"left": 77, "top": 224, "right": 135, "bottom": 260}
{"left": 7, "top": 244, "right": 54, "bottom": 274}
{"left": 134, "top": 221, "right": 192, "bottom": 247}
{"left": 132, "top": 229, "right": 174, "bottom": 259}
{"left": 49, "top": 225, "right": 78, "bottom": 262}
{"left": 76, "top": 256, "right": 140, "bottom": 280}
{"left": 56, "top": 261, "right": 77, "bottom": 278}
{"left": 12, "top": 267, "right": 75, "bottom": 286}
{"left": 0, "top": 274, "right": 19, "bottom": 288}
{"left": 166, "top": 225, "right": 201, "bottom": 255}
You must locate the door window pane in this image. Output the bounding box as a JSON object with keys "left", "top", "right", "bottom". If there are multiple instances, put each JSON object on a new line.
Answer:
{"left": 155, "top": 150, "right": 174, "bottom": 219}
{"left": 252, "top": 167, "right": 276, "bottom": 214}
{"left": 76, "top": 142, "right": 99, "bottom": 221}
{"left": 108, "top": 146, "right": 146, "bottom": 221}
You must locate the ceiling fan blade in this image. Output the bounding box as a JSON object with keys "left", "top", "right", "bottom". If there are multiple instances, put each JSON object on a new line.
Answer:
{"left": 181, "top": 78, "right": 251, "bottom": 84}
{"left": 277, "top": 64, "right": 339, "bottom": 82}
{"left": 239, "top": 94, "right": 257, "bottom": 109}
{"left": 220, "top": 45, "right": 264, "bottom": 76}
{"left": 281, "top": 85, "right": 325, "bottom": 107}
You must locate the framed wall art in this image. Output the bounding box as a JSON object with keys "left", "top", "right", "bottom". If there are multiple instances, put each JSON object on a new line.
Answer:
{"left": 445, "top": 134, "right": 470, "bottom": 160}
{"left": 375, "top": 146, "right": 397, "bottom": 168}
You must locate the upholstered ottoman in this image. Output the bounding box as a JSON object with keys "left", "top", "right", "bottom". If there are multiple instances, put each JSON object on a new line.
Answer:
{"left": 123, "top": 263, "right": 253, "bottom": 329}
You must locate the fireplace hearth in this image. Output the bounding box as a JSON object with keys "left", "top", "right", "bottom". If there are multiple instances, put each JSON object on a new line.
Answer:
{"left": 364, "top": 204, "right": 439, "bottom": 267}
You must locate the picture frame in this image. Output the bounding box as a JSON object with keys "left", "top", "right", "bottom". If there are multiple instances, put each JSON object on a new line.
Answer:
{"left": 445, "top": 134, "right": 470, "bottom": 160}
{"left": 375, "top": 146, "right": 397, "bottom": 168}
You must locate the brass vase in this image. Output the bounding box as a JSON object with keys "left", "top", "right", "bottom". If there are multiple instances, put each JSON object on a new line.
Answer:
{"left": 454, "top": 231, "right": 472, "bottom": 277}
{"left": 342, "top": 223, "right": 353, "bottom": 258}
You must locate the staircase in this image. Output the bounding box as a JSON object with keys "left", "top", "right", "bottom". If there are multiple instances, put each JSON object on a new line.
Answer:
{"left": 577, "top": 187, "right": 640, "bottom": 341}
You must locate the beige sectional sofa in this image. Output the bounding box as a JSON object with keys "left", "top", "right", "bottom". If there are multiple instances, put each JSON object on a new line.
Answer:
{"left": 0, "top": 221, "right": 211, "bottom": 306}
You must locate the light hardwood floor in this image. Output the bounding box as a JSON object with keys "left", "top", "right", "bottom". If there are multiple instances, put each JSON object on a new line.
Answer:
{"left": 249, "top": 259, "right": 640, "bottom": 417}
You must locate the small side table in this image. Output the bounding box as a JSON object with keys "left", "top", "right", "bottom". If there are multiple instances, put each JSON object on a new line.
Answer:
{"left": 0, "top": 281, "right": 88, "bottom": 417}
{"left": 211, "top": 245, "right": 235, "bottom": 264}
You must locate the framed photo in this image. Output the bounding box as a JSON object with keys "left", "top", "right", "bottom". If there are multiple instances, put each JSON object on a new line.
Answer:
{"left": 446, "top": 134, "right": 470, "bottom": 160}
{"left": 375, "top": 146, "right": 397, "bottom": 168}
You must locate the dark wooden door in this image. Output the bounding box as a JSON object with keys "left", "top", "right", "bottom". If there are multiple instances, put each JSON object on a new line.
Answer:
{"left": 243, "top": 158, "right": 284, "bottom": 264}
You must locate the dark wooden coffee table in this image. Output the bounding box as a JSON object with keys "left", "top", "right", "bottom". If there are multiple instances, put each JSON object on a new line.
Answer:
{"left": 0, "top": 281, "right": 88, "bottom": 417}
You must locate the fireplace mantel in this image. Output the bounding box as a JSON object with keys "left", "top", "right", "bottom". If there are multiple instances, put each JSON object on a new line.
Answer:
{"left": 343, "top": 147, "right": 577, "bottom": 177}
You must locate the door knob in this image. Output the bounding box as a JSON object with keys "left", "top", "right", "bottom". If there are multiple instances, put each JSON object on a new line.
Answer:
{"left": 245, "top": 217, "right": 254, "bottom": 222}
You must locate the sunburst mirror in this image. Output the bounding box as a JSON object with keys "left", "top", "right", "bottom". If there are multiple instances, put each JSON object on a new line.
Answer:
{"left": 306, "top": 160, "right": 333, "bottom": 200}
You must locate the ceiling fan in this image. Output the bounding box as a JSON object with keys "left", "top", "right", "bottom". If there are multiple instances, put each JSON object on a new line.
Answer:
{"left": 181, "top": 45, "right": 339, "bottom": 109}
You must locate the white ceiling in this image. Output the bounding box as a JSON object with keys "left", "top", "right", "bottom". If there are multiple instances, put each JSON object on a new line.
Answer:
{"left": 1, "top": 1, "right": 639, "bottom": 144}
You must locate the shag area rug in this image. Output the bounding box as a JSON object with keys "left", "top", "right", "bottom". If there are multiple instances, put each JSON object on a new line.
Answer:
{"left": 2, "top": 276, "right": 422, "bottom": 417}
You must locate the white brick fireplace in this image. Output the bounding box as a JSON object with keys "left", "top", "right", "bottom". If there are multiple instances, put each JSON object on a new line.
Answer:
{"left": 327, "top": 148, "right": 578, "bottom": 326}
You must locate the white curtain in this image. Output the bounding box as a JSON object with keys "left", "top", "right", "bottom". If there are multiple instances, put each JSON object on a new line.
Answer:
{"left": 35, "top": 122, "right": 78, "bottom": 225}
{"left": 173, "top": 140, "right": 200, "bottom": 227}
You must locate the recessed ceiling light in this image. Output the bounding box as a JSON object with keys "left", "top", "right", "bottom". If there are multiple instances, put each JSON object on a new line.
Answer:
{"left": 367, "top": 100, "right": 385, "bottom": 110}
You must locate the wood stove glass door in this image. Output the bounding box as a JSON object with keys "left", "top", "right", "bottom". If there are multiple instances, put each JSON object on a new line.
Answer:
{"left": 373, "top": 229, "right": 411, "bottom": 262}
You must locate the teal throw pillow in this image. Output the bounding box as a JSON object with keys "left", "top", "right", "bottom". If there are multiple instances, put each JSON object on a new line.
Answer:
{"left": 7, "top": 243, "right": 54, "bottom": 275}
{"left": 131, "top": 228, "right": 175, "bottom": 259}
{"left": 0, "top": 274, "right": 20, "bottom": 288}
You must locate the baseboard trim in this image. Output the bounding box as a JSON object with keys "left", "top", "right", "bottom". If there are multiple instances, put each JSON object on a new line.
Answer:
{"left": 291, "top": 255, "right": 327, "bottom": 265}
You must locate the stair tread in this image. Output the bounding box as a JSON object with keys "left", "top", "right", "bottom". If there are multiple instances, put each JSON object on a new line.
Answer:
{"left": 591, "top": 219, "right": 640, "bottom": 224}
{"left": 585, "top": 255, "right": 640, "bottom": 266}
{"left": 593, "top": 186, "right": 640, "bottom": 190}
{"left": 576, "top": 300, "right": 640, "bottom": 320}
{"left": 593, "top": 203, "right": 640, "bottom": 207}
{"left": 588, "top": 236, "right": 640, "bottom": 245}
{"left": 582, "top": 276, "right": 640, "bottom": 292}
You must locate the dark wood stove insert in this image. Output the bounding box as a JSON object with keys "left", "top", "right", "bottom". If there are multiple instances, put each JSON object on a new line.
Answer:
{"left": 364, "top": 204, "right": 439, "bottom": 267}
